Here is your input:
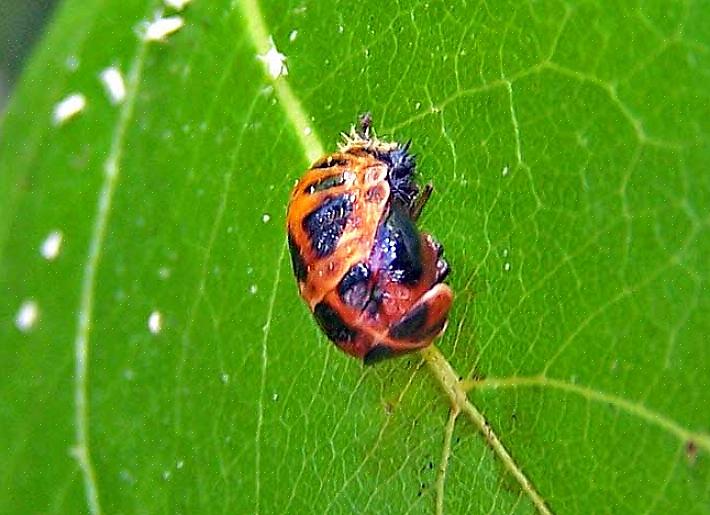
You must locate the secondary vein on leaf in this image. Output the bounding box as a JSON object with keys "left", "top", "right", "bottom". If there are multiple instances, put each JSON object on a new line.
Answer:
{"left": 72, "top": 36, "right": 149, "bottom": 515}
{"left": 422, "top": 346, "right": 553, "bottom": 514}
{"left": 254, "top": 242, "right": 286, "bottom": 514}
{"left": 464, "top": 375, "right": 710, "bottom": 452}
{"left": 435, "top": 408, "right": 459, "bottom": 515}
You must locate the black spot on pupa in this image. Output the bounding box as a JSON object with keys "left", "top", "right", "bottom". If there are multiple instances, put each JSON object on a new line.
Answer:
{"left": 378, "top": 144, "right": 418, "bottom": 206}
{"left": 338, "top": 263, "right": 371, "bottom": 310}
{"left": 421, "top": 318, "right": 446, "bottom": 340}
{"left": 287, "top": 232, "right": 307, "bottom": 282}
{"left": 363, "top": 344, "right": 394, "bottom": 365}
{"left": 389, "top": 303, "right": 429, "bottom": 340}
{"left": 304, "top": 172, "right": 347, "bottom": 195}
{"left": 310, "top": 155, "right": 349, "bottom": 170}
{"left": 313, "top": 302, "right": 357, "bottom": 343}
{"left": 373, "top": 205, "right": 422, "bottom": 284}
{"left": 302, "top": 194, "right": 353, "bottom": 258}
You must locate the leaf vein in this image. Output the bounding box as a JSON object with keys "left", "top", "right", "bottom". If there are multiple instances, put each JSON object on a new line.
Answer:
{"left": 72, "top": 34, "right": 150, "bottom": 515}
{"left": 464, "top": 375, "right": 710, "bottom": 451}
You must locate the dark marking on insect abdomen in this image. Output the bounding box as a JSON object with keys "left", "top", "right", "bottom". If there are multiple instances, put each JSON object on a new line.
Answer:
{"left": 287, "top": 232, "right": 308, "bottom": 282}
{"left": 338, "top": 263, "right": 371, "bottom": 310}
{"left": 304, "top": 173, "right": 347, "bottom": 195}
{"left": 371, "top": 203, "right": 423, "bottom": 284}
{"left": 389, "top": 303, "right": 428, "bottom": 340}
{"left": 314, "top": 302, "right": 358, "bottom": 343}
{"left": 302, "top": 194, "right": 354, "bottom": 257}
{"left": 363, "top": 344, "right": 394, "bottom": 365}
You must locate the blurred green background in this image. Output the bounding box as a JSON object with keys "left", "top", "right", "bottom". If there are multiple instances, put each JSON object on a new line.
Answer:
{"left": 0, "top": 1, "right": 58, "bottom": 108}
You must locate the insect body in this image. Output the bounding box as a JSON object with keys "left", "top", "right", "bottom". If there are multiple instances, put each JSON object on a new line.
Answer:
{"left": 286, "top": 116, "right": 453, "bottom": 364}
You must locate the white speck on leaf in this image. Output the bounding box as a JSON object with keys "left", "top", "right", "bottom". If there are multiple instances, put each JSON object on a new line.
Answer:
{"left": 158, "top": 266, "right": 171, "bottom": 279}
{"left": 303, "top": 126, "right": 312, "bottom": 136}
{"left": 272, "top": 393, "right": 279, "bottom": 401}
{"left": 221, "top": 373, "right": 230, "bottom": 384}
{"left": 249, "top": 284, "right": 258, "bottom": 295}
{"left": 289, "top": 30, "right": 298, "bottom": 42}
{"left": 262, "top": 213, "right": 271, "bottom": 223}
{"left": 65, "top": 55, "right": 80, "bottom": 71}
{"left": 16, "top": 300, "right": 39, "bottom": 332}
{"left": 504, "top": 262, "right": 511, "bottom": 271}
{"left": 40, "top": 230, "right": 63, "bottom": 260}
{"left": 176, "top": 460, "right": 185, "bottom": 469}
{"left": 52, "top": 93, "right": 86, "bottom": 125}
{"left": 502, "top": 165, "right": 509, "bottom": 176}
{"left": 257, "top": 38, "right": 288, "bottom": 79}
{"left": 99, "top": 66, "right": 126, "bottom": 104}
{"left": 148, "top": 311, "right": 163, "bottom": 334}
{"left": 143, "top": 16, "right": 185, "bottom": 42}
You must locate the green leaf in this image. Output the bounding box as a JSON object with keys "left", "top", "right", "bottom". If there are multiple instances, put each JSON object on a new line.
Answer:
{"left": 1, "top": 0, "right": 708, "bottom": 513}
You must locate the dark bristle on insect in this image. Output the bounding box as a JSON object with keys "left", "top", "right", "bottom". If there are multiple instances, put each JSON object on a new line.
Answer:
{"left": 286, "top": 114, "right": 453, "bottom": 364}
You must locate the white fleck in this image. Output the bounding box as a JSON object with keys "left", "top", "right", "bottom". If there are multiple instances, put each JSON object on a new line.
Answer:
{"left": 164, "top": 0, "right": 191, "bottom": 10}
{"left": 40, "top": 230, "right": 63, "bottom": 260}
{"left": 65, "top": 55, "right": 80, "bottom": 71}
{"left": 502, "top": 165, "right": 509, "bottom": 177}
{"left": 99, "top": 66, "right": 126, "bottom": 104}
{"left": 272, "top": 393, "right": 279, "bottom": 401}
{"left": 143, "top": 16, "right": 185, "bottom": 42}
{"left": 52, "top": 93, "right": 86, "bottom": 125}
{"left": 262, "top": 213, "right": 271, "bottom": 223}
{"left": 338, "top": 24, "right": 344, "bottom": 33}
{"left": 176, "top": 459, "right": 184, "bottom": 469}
{"left": 303, "top": 126, "right": 312, "bottom": 136}
{"left": 415, "top": 101, "right": 421, "bottom": 110}
{"left": 246, "top": 266, "right": 254, "bottom": 275}
{"left": 289, "top": 30, "right": 298, "bottom": 42}
{"left": 257, "top": 38, "right": 288, "bottom": 79}
{"left": 162, "top": 470, "right": 172, "bottom": 480}
{"left": 15, "top": 300, "right": 39, "bottom": 332}
{"left": 221, "top": 373, "right": 230, "bottom": 384}
{"left": 158, "top": 266, "right": 171, "bottom": 279}
{"left": 148, "top": 311, "right": 163, "bottom": 334}
{"left": 249, "top": 284, "right": 258, "bottom": 295}
{"left": 502, "top": 248, "right": 509, "bottom": 257}
{"left": 504, "top": 262, "right": 511, "bottom": 271}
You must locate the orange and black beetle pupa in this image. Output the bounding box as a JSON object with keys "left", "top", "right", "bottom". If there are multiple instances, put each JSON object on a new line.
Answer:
{"left": 286, "top": 114, "right": 453, "bottom": 364}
